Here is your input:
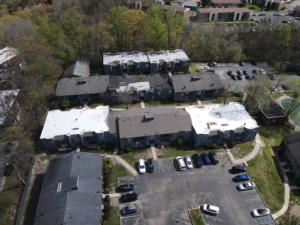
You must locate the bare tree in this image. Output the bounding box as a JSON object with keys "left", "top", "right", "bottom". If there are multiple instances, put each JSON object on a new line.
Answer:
{"left": 111, "top": 89, "right": 137, "bottom": 110}
{"left": 269, "top": 75, "right": 287, "bottom": 94}
{"left": 221, "top": 80, "right": 236, "bottom": 105}
{"left": 0, "top": 126, "right": 34, "bottom": 184}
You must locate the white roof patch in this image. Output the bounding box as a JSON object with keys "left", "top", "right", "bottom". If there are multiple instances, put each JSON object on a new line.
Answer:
{"left": 103, "top": 51, "right": 149, "bottom": 65}
{"left": 147, "top": 49, "right": 189, "bottom": 63}
{"left": 0, "top": 89, "right": 20, "bottom": 125}
{"left": 185, "top": 103, "right": 259, "bottom": 134}
{"left": 40, "top": 106, "right": 110, "bottom": 139}
{"left": 117, "top": 82, "right": 150, "bottom": 92}
{"left": 0, "top": 47, "right": 19, "bottom": 65}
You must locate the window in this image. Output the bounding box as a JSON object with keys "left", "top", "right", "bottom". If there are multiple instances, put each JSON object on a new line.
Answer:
{"left": 145, "top": 64, "right": 149, "bottom": 68}
{"left": 272, "top": 119, "right": 276, "bottom": 122}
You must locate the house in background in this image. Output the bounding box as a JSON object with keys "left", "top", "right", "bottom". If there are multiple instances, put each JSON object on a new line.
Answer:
{"left": 197, "top": 8, "right": 250, "bottom": 22}
{"left": 0, "top": 89, "right": 20, "bottom": 134}
{"left": 34, "top": 152, "right": 104, "bottom": 225}
{"left": 259, "top": 99, "right": 287, "bottom": 125}
{"left": 245, "top": 0, "right": 284, "bottom": 10}
{"left": 109, "top": 106, "right": 192, "bottom": 149}
{"left": 212, "top": 0, "right": 242, "bottom": 8}
{"left": 170, "top": 73, "right": 223, "bottom": 102}
{"left": 40, "top": 106, "right": 111, "bottom": 151}
{"left": 56, "top": 75, "right": 109, "bottom": 105}
{"left": 185, "top": 103, "right": 259, "bottom": 147}
{"left": 107, "top": 74, "right": 173, "bottom": 102}
{"left": 162, "top": 5, "right": 191, "bottom": 20}
{"left": 103, "top": 49, "right": 190, "bottom": 75}
{"left": 62, "top": 59, "right": 90, "bottom": 78}
{"left": 0, "top": 47, "right": 21, "bottom": 69}
{"left": 281, "top": 132, "right": 300, "bottom": 178}
{"left": 293, "top": 6, "right": 300, "bottom": 17}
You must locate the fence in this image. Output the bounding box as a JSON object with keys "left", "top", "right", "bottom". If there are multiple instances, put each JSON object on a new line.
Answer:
{"left": 15, "top": 158, "right": 35, "bottom": 225}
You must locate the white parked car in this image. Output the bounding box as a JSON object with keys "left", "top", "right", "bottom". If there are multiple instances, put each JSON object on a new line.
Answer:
{"left": 176, "top": 156, "right": 186, "bottom": 171}
{"left": 203, "top": 204, "right": 220, "bottom": 215}
{"left": 251, "top": 208, "right": 270, "bottom": 217}
{"left": 184, "top": 156, "right": 194, "bottom": 169}
{"left": 238, "top": 181, "right": 256, "bottom": 191}
{"left": 201, "top": 66, "right": 210, "bottom": 70}
{"left": 259, "top": 69, "right": 266, "bottom": 74}
{"left": 138, "top": 159, "right": 146, "bottom": 174}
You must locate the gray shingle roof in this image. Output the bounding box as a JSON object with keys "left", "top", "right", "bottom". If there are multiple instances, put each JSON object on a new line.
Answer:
{"left": 35, "top": 152, "right": 103, "bottom": 225}
{"left": 62, "top": 60, "right": 90, "bottom": 78}
{"left": 170, "top": 73, "right": 222, "bottom": 93}
{"left": 109, "top": 106, "right": 192, "bottom": 138}
{"left": 56, "top": 75, "right": 109, "bottom": 96}
{"left": 283, "top": 132, "right": 300, "bottom": 146}
{"left": 287, "top": 141, "right": 300, "bottom": 167}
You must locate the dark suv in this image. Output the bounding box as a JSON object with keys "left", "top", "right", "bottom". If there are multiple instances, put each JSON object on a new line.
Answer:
{"left": 119, "top": 184, "right": 136, "bottom": 192}
{"left": 208, "top": 152, "right": 219, "bottom": 165}
{"left": 192, "top": 154, "right": 204, "bottom": 168}
{"left": 120, "top": 192, "right": 138, "bottom": 203}
{"left": 147, "top": 159, "right": 154, "bottom": 173}
{"left": 232, "top": 165, "right": 247, "bottom": 174}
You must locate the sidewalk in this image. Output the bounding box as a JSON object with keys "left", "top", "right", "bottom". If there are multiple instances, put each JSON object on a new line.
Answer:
{"left": 226, "top": 134, "right": 261, "bottom": 164}
{"left": 151, "top": 144, "right": 158, "bottom": 160}
{"left": 102, "top": 193, "right": 121, "bottom": 198}
{"left": 106, "top": 154, "right": 138, "bottom": 176}
{"left": 140, "top": 100, "right": 145, "bottom": 108}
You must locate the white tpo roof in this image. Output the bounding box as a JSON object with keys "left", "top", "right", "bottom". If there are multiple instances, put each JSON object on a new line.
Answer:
{"left": 40, "top": 106, "right": 109, "bottom": 139}
{"left": 147, "top": 49, "right": 189, "bottom": 63}
{"left": 117, "top": 82, "right": 150, "bottom": 92}
{"left": 103, "top": 51, "right": 149, "bottom": 65}
{"left": 0, "top": 47, "right": 19, "bottom": 65}
{"left": 185, "top": 103, "right": 259, "bottom": 134}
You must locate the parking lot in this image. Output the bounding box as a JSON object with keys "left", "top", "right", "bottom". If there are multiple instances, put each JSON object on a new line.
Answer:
{"left": 119, "top": 152, "right": 275, "bottom": 225}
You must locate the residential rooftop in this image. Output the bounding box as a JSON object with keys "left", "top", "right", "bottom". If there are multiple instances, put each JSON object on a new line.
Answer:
{"left": 185, "top": 103, "right": 259, "bottom": 134}
{"left": 103, "top": 51, "right": 149, "bottom": 65}
{"left": 109, "top": 106, "right": 192, "bottom": 138}
{"left": 260, "top": 99, "right": 286, "bottom": 118}
{"left": 212, "top": 0, "right": 241, "bottom": 3}
{"left": 147, "top": 49, "right": 189, "bottom": 63}
{"left": 0, "top": 89, "right": 20, "bottom": 125}
{"left": 62, "top": 59, "right": 90, "bottom": 78}
{"left": 35, "top": 152, "right": 103, "bottom": 225}
{"left": 40, "top": 106, "right": 109, "bottom": 139}
{"left": 0, "top": 47, "right": 19, "bottom": 65}
{"left": 162, "top": 4, "right": 190, "bottom": 12}
{"left": 170, "top": 73, "right": 222, "bottom": 92}
{"left": 198, "top": 7, "right": 250, "bottom": 13}
{"left": 56, "top": 75, "right": 109, "bottom": 96}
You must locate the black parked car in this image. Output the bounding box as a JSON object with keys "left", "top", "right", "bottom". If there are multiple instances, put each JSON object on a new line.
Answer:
{"left": 208, "top": 152, "right": 219, "bottom": 165}
{"left": 252, "top": 61, "right": 258, "bottom": 65}
{"left": 192, "top": 154, "right": 204, "bottom": 168}
{"left": 119, "top": 183, "right": 136, "bottom": 192}
{"left": 120, "top": 192, "right": 138, "bottom": 203}
{"left": 232, "top": 75, "right": 238, "bottom": 81}
{"left": 237, "top": 75, "right": 242, "bottom": 80}
{"left": 243, "top": 70, "right": 248, "bottom": 75}
{"left": 147, "top": 159, "right": 154, "bottom": 173}
{"left": 239, "top": 62, "right": 245, "bottom": 66}
{"left": 207, "top": 70, "right": 215, "bottom": 72}
{"left": 252, "top": 70, "right": 258, "bottom": 74}
{"left": 232, "top": 164, "right": 247, "bottom": 174}
{"left": 228, "top": 71, "right": 233, "bottom": 76}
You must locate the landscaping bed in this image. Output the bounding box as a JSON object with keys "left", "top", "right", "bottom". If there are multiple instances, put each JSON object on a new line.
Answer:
{"left": 189, "top": 209, "right": 205, "bottom": 225}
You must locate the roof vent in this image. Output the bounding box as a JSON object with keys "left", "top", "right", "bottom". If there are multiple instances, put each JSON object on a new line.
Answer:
{"left": 221, "top": 123, "right": 228, "bottom": 126}
{"left": 77, "top": 81, "right": 87, "bottom": 85}
{"left": 57, "top": 183, "right": 62, "bottom": 192}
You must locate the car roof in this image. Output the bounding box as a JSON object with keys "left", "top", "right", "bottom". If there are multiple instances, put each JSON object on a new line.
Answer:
{"left": 139, "top": 159, "right": 145, "bottom": 164}
{"left": 208, "top": 205, "right": 219, "bottom": 211}
{"left": 127, "top": 205, "right": 137, "bottom": 210}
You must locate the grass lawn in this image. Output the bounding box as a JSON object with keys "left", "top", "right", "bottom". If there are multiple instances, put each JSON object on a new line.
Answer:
{"left": 103, "top": 102, "right": 128, "bottom": 109}
{"left": 190, "top": 209, "right": 205, "bottom": 225}
{"left": 211, "top": 95, "right": 243, "bottom": 104}
{"left": 270, "top": 92, "right": 283, "bottom": 99}
{"left": 0, "top": 176, "right": 24, "bottom": 225}
{"left": 111, "top": 164, "right": 132, "bottom": 189}
{"left": 247, "top": 126, "right": 295, "bottom": 213}
{"left": 189, "top": 63, "right": 203, "bottom": 73}
{"left": 120, "top": 148, "right": 152, "bottom": 169}
{"left": 276, "top": 190, "right": 300, "bottom": 224}
{"left": 245, "top": 3, "right": 263, "bottom": 12}
{"left": 90, "top": 103, "right": 102, "bottom": 108}
{"left": 284, "top": 92, "right": 295, "bottom": 98}
{"left": 235, "top": 140, "right": 255, "bottom": 157}
{"left": 147, "top": 100, "right": 197, "bottom": 106}
{"left": 107, "top": 207, "right": 120, "bottom": 225}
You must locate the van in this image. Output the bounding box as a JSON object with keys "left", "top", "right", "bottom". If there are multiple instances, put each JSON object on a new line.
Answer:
{"left": 203, "top": 204, "right": 220, "bottom": 215}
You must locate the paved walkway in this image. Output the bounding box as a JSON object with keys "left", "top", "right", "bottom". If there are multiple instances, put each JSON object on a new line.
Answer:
{"left": 106, "top": 154, "right": 138, "bottom": 176}
{"left": 226, "top": 134, "right": 261, "bottom": 164}
{"left": 102, "top": 193, "right": 121, "bottom": 198}
{"left": 110, "top": 108, "right": 126, "bottom": 111}
{"left": 196, "top": 98, "right": 202, "bottom": 106}
{"left": 242, "top": 93, "right": 247, "bottom": 106}
{"left": 151, "top": 144, "right": 158, "bottom": 160}
{"left": 140, "top": 100, "right": 145, "bottom": 108}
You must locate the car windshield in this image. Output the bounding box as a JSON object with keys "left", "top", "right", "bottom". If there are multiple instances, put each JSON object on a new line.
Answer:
{"left": 243, "top": 183, "right": 247, "bottom": 187}
{"left": 257, "top": 209, "right": 267, "bottom": 214}
{"left": 140, "top": 165, "right": 145, "bottom": 169}
{"left": 187, "top": 160, "right": 192, "bottom": 165}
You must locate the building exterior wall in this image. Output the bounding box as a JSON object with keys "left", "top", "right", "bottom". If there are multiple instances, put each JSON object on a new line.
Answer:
{"left": 63, "top": 93, "right": 107, "bottom": 106}
{"left": 272, "top": 1, "right": 284, "bottom": 10}
{"left": 293, "top": 8, "right": 300, "bottom": 17}
{"left": 259, "top": 111, "right": 287, "bottom": 125}
{"left": 284, "top": 148, "right": 300, "bottom": 178}
{"left": 215, "top": 3, "right": 242, "bottom": 7}
{"left": 197, "top": 11, "right": 249, "bottom": 22}
{"left": 0, "top": 55, "right": 21, "bottom": 69}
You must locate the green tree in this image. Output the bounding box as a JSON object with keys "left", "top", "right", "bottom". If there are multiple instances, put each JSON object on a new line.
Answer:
{"left": 61, "top": 6, "right": 87, "bottom": 59}
{"left": 105, "top": 6, "right": 128, "bottom": 51}
{"left": 39, "top": 20, "right": 65, "bottom": 47}
{"left": 202, "top": 0, "right": 213, "bottom": 7}
{"left": 120, "top": 9, "right": 147, "bottom": 50}
{"left": 283, "top": 78, "right": 300, "bottom": 118}
{"left": 165, "top": 10, "right": 186, "bottom": 49}
{"left": 61, "top": 100, "right": 70, "bottom": 108}
{"left": 146, "top": 5, "right": 167, "bottom": 51}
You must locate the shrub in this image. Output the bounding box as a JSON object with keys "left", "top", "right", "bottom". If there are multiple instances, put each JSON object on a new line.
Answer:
{"left": 249, "top": 6, "right": 255, "bottom": 10}
{"left": 97, "top": 146, "right": 101, "bottom": 150}
{"left": 103, "top": 221, "right": 109, "bottom": 225}
{"left": 227, "top": 141, "right": 235, "bottom": 148}
{"left": 103, "top": 164, "right": 111, "bottom": 174}
{"left": 126, "top": 146, "right": 132, "bottom": 152}
{"left": 177, "top": 137, "right": 184, "bottom": 146}
{"left": 107, "top": 143, "right": 116, "bottom": 150}
{"left": 106, "top": 187, "right": 110, "bottom": 192}
{"left": 105, "top": 159, "right": 112, "bottom": 166}
{"left": 104, "top": 195, "right": 111, "bottom": 202}
{"left": 172, "top": 140, "right": 178, "bottom": 146}
{"left": 61, "top": 100, "right": 69, "bottom": 108}
{"left": 102, "top": 144, "right": 107, "bottom": 149}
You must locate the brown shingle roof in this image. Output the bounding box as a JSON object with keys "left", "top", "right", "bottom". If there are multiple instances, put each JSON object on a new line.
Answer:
{"left": 212, "top": 0, "right": 241, "bottom": 3}
{"left": 162, "top": 4, "right": 190, "bottom": 12}
{"left": 198, "top": 7, "right": 250, "bottom": 13}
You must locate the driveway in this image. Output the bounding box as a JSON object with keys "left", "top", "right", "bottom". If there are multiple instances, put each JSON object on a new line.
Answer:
{"left": 119, "top": 153, "right": 275, "bottom": 225}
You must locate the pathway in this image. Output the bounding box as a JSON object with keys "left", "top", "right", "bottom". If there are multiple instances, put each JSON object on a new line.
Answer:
{"left": 102, "top": 193, "right": 121, "bottom": 198}
{"left": 106, "top": 154, "right": 137, "bottom": 176}
{"left": 196, "top": 98, "right": 202, "bottom": 106}
{"left": 150, "top": 144, "right": 158, "bottom": 160}
{"left": 272, "top": 149, "right": 300, "bottom": 219}
{"left": 140, "top": 100, "right": 145, "bottom": 108}
{"left": 226, "top": 134, "right": 261, "bottom": 164}
{"left": 241, "top": 93, "right": 247, "bottom": 106}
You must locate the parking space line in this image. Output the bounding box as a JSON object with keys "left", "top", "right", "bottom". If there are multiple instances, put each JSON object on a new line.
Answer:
{"left": 245, "top": 198, "right": 261, "bottom": 201}
{"left": 121, "top": 215, "right": 140, "bottom": 219}
{"left": 202, "top": 214, "right": 224, "bottom": 221}
{"left": 202, "top": 196, "right": 208, "bottom": 205}
{"left": 186, "top": 200, "right": 193, "bottom": 209}
{"left": 171, "top": 217, "right": 192, "bottom": 224}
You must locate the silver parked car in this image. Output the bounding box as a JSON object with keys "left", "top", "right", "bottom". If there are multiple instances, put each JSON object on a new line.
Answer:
{"left": 238, "top": 181, "right": 255, "bottom": 191}
{"left": 252, "top": 208, "right": 270, "bottom": 217}
{"left": 184, "top": 156, "right": 194, "bottom": 169}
